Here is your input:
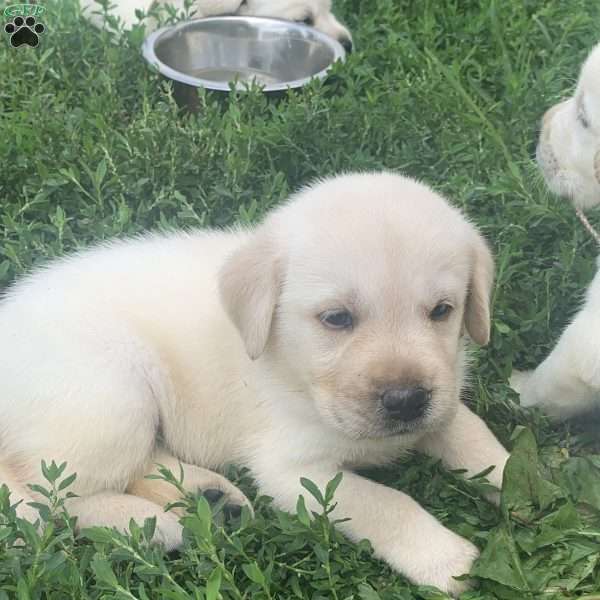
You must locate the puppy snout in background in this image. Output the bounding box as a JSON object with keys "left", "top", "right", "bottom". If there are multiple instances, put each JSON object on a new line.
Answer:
{"left": 536, "top": 43, "right": 600, "bottom": 210}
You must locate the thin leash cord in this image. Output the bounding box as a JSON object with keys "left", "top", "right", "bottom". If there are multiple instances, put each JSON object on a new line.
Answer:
{"left": 575, "top": 207, "right": 600, "bottom": 246}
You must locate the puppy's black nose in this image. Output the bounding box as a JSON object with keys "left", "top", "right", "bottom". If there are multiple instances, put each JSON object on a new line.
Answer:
{"left": 380, "top": 387, "right": 429, "bottom": 422}
{"left": 340, "top": 37, "right": 353, "bottom": 53}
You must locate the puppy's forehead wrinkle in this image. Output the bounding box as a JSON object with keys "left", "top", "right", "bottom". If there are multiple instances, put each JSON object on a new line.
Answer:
{"left": 274, "top": 204, "right": 472, "bottom": 289}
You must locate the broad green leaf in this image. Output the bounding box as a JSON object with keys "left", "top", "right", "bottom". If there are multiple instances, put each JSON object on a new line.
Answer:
{"left": 95, "top": 159, "right": 107, "bottom": 186}
{"left": 501, "top": 427, "right": 563, "bottom": 517}
{"left": 242, "top": 562, "right": 265, "bottom": 585}
{"left": 313, "top": 544, "right": 329, "bottom": 565}
{"left": 325, "top": 472, "right": 344, "bottom": 506}
{"left": 206, "top": 566, "right": 222, "bottom": 600}
{"left": 142, "top": 516, "right": 157, "bottom": 541}
{"left": 562, "top": 457, "right": 600, "bottom": 511}
{"left": 16, "top": 579, "right": 30, "bottom": 600}
{"left": 91, "top": 555, "right": 119, "bottom": 588}
{"left": 358, "top": 583, "right": 382, "bottom": 600}
{"left": 58, "top": 472, "right": 78, "bottom": 491}
{"left": 472, "top": 526, "right": 530, "bottom": 590}
{"left": 296, "top": 495, "right": 311, "bottom": 527}
{"left": 80, "top": 527, "right": 121, "bottom": 544}
{"left": 300, "top": 477, "right": 325, "bottom": 507}
{"left": 45, "top": 550, "right": 68, "bottom": 571}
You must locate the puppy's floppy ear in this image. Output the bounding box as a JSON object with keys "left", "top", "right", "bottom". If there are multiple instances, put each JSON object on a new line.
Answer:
{"left": 219, "top": 229, "right": 282, "bottom": 360}
{"left": 464, "top": 232, "right": 494, "bottom": 346}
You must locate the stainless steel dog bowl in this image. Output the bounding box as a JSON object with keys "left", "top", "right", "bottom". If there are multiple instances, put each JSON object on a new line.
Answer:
{"left": 142, "top": 16, "right": 346, "bottom": 93}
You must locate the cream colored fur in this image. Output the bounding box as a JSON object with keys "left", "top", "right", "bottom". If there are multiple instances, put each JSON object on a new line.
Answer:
{"left": 80, "top": 0, "right": 352, "bottom": 47}
{"left": 511, "top": 43, "right": 600, "bottom": 418}
{"left": 0, "top": 173, "right": 507, "bottom": 596}
{"left": 536, "top": 43, "right": 600, "bottom": 209}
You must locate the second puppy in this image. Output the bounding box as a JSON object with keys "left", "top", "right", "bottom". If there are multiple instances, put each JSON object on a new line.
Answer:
{"left": 80, "top": 0, "right": 353, "bottom": 50}
{"left": 512, "top": 44, "right": 600, "bottom": 417}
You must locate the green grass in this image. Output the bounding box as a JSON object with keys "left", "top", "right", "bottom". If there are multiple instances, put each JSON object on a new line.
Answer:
{"left": 2, "top": 0, "right": 600, "bottom": 598}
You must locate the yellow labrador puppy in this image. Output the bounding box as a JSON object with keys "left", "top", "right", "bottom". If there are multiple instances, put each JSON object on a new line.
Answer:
{"left": 0, "top": 173, "right": 507, "bottom": 596}
{"left": 512, "top": 43, "right": 600, "bottom": 417}
{"left": 80, "top": 0, "right": 353, "bottom": 50}
{"left": 536, "top": 43, "right": 600, "bottom": 209}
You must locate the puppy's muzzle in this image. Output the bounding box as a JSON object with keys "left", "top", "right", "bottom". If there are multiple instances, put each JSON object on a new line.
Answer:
{"left": 380, "top": 387, "right": 430, "bottom": 422}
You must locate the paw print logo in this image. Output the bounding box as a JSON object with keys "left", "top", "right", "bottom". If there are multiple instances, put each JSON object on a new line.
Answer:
{"left": 4, "top": 15, "right": 45, "bottom": 48}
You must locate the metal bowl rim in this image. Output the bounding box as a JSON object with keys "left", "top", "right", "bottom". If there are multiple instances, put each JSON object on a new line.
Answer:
{"left": 141, "top": 15, "right": 346, "bottom": 92}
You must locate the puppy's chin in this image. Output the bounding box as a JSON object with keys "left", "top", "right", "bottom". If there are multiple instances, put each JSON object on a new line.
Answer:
{"left": 370, "top": 418, "right": 429, "bottom": 439}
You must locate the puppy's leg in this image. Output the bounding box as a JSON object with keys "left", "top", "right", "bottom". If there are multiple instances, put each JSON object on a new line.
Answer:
{"left": 416, "top": 403, "right": 509, "bottom": 495}
{"left": 67, "top": 492, "right": 183, "bottom": 550}
{"left": 0, "top": 322, "right": 170, "bottom": 548}
{"left": 128, "top": 448, "right": 253, "bottom": 516}
{"left": 0, "top": 461, "right": 184, "bottom": 549}
{"left": 255, "top": 464, "right": 478, "bottom": 597}
{"left": 510, "top": 306, "right": 600, "bottom": 419}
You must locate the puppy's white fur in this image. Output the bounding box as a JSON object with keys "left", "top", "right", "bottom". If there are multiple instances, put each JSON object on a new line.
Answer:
{"left": 511, "top": 44, "right": 600, "bottom": 417}
{"left": 0, "top": 173, "right": 507, "bottom": 596}
{"left": 80, "top": 0, "right": 352, "bottom": 47}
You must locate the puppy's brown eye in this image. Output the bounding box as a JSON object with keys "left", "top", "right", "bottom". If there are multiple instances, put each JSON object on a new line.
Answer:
{"left": 430, "top": 303, "right": 453, "bottom": 321}
{"left": 320, "top": 309, "right": 353, "bottom": 330}
{"left": 302, "top": 15, "right": 314, "bottom": 26}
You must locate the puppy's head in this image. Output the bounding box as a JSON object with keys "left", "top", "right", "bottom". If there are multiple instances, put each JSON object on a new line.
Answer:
{"left": 234, "top": 0, "right": 352, "bottom": 51}
{"left": 220, "top": 173, "right": 493, "bottom": 440}
{"left": 537, "top": 43, "right": 600, "bottom": 209}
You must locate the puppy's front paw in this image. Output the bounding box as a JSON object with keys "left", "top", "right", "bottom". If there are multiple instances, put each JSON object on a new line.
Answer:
{"left": 409, "top": 531, "right": 479, "bottom": 597}
{"left": 201, "top": 488, "right": 251, "bottom": 520}
{"left": 186, "top": 471, "right": 254, "bottom": 518}
{"left": 152, "top": 514, "right": 184, "bottom": 552}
